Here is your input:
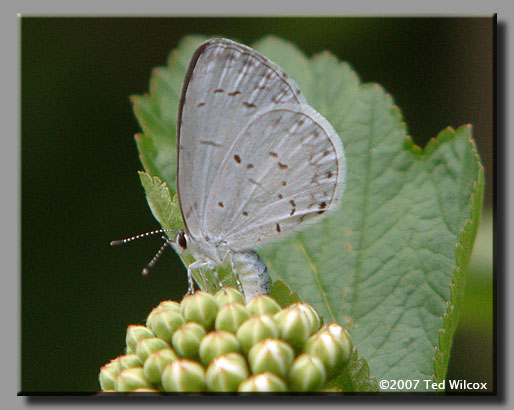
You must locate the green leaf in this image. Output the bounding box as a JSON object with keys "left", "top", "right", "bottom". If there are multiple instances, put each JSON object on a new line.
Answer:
{"left": 138, "top": 171, "right": 184, "bottom": 233}
{"left": 131, "top": 36, "right": 484, "bottom": 392}
{"left": 326, "top": 349, "right": 379, "bottom": 393}
{"left": 269, "top": 280, "right": 301, "bottom": 308}
{"left": 253, "top": 37, "right": 484, "bottom": 391}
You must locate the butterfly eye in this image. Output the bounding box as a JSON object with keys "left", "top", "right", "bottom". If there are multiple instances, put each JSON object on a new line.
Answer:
{"left": 177, "top": 231, "right": 188, "bottom": 250}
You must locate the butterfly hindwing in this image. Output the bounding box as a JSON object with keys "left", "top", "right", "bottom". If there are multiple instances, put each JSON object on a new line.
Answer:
{"left": 203, "top": 104, "right": 346, "bottom": 249}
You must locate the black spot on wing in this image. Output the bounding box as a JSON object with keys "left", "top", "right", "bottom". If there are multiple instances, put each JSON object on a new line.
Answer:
{"left": 289, "top": 200, "right": 296, "bottom": 216}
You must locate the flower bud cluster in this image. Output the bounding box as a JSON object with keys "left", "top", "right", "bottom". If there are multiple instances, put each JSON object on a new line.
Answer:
{"left": 99, "top": 288, "right": 352, "bottom": 393}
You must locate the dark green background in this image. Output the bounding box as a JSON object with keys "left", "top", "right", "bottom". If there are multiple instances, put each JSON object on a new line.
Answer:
{"left": 21, "top": 17, "right": 494, "bottom": 392}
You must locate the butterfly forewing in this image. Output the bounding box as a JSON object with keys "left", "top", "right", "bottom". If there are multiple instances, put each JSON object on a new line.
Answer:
{"left": 177, "top": 38, "right": 306, "bottom": 238}
{"left": 204, "top": 104, "right": 346, "bottom": 249}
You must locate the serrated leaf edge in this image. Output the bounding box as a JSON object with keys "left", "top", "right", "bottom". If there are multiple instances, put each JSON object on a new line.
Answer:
{"left": 431, "top": 132, "right": 485, "bottom": 388}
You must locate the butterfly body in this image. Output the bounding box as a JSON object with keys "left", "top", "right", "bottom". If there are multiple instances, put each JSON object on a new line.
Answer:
{"left": 171, "top": 230, "right": 270, "bottom": 301}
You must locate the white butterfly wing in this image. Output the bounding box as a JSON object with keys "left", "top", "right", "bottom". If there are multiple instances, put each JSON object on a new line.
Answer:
{"left": 177, "top": 38, "right": 306, "bottom": 239}
{"left": 204, "top": 104, "right": 346, "bottom": 249}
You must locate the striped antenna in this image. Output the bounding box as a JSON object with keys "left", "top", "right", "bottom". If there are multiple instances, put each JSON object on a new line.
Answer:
{"left": 141, "top": 236, "right": 174, "bottom": 276}
{"left": 110, "top": 229, "right": 177, "bottom": 246}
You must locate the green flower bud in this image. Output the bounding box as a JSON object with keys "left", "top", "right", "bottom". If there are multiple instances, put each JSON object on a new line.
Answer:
{"left": 304, "top": 325, "right": 351, "bottom": 376}
{"left": 288, "top": 353, "right": 327, "bottom": 392}
{"left": 101, "top": 290, "right": 353, "bottom": 393}
{"left": 135, "top": 337, "right": 169, "bottom": 363}
{"left": 99, "top": 358, "right": 120, "bottom": 391}
{"left": 180, "top": 291, "right": 219, "bottom": 330}
{"left": 146, "top": 309, "right": 185, "bottom": 344}
{"left": 205, "top": 352, "right": 249, "bottom": 392}
{"left": 248, "top": 339, "right": 295, "bottom": 379}
{"left": 324, "top": 323, "right": 352, "bottom": 364}
{"left": 156, "top": 300, "right": 181, "bottom": 313}
{"left": 199, "top": 330, "right": 241, "bottom": 367}
{"left": 125, "top": 325, "right": 154, "bottom": 354}
{"left": 143, "top": 348, "right": 178, "bottom": 384}
{"left": 118, "top": 354, "right": 143, "bottom": 370}
{"left": 215, "top": 302, "right": 251, "bottom": 333}
{"left": 161, "top": 359, "right": 206, "bottom": 392}
{"left": 236, "top": 314, "right": 279, "bottom": 354}
{"left": 274, "top": 306, "right": 313, "bottom": 352}
{"left": 300, "top": 303, "right": 322, "bottom": 333}
{"left": 146, "top": 301, "right": 181, "bottom": 330}
{"left": 172, "top": 322, "right": 206, "bottom": 360}
{"left": 214, "top": 287, "right": 245, "bottom": 306}
{"left": 115, "top": 368, "right": 152, "bottom": 392}
{"left": 245, "top": 295, "right": 282, "bottom": 316}
{"left": 238, "top": 372, "right": 288, "bottom": 392}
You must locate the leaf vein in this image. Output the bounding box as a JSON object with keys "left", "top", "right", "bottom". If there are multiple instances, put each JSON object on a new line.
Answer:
{"left": 295, "top": 239, "right": 337, "bottom": 322}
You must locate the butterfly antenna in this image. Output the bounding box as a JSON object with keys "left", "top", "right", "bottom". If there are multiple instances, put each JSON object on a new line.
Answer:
{"left": 141, "top": 236, "right": 172, "bottom": 276}
{"left": 110, "top": 229, "right": 177, "bottom": 246}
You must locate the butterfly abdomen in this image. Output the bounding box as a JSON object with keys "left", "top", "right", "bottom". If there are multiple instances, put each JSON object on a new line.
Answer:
{"left": 231, "top": 250, "right": 270, "bottom": 302}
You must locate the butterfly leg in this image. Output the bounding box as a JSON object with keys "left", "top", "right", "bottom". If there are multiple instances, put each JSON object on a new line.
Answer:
{"left": 205, "top": 261, "right": 226, "bottom": 294}
{"left": 229, "top": 252, "right": 245, "bottom": 295}
{"left": 186, "top": 260, "right": 203, "bottom": 295}
{"left": 186, "top": 260, "right": 225, "bottom": 295}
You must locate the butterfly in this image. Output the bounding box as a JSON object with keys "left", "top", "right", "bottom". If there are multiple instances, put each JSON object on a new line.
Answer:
{"left": 169, "top": 38, "right": 346, "bottom": 301}
{"left": 114, "top": 38, "right": 346, "bottom": 302}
